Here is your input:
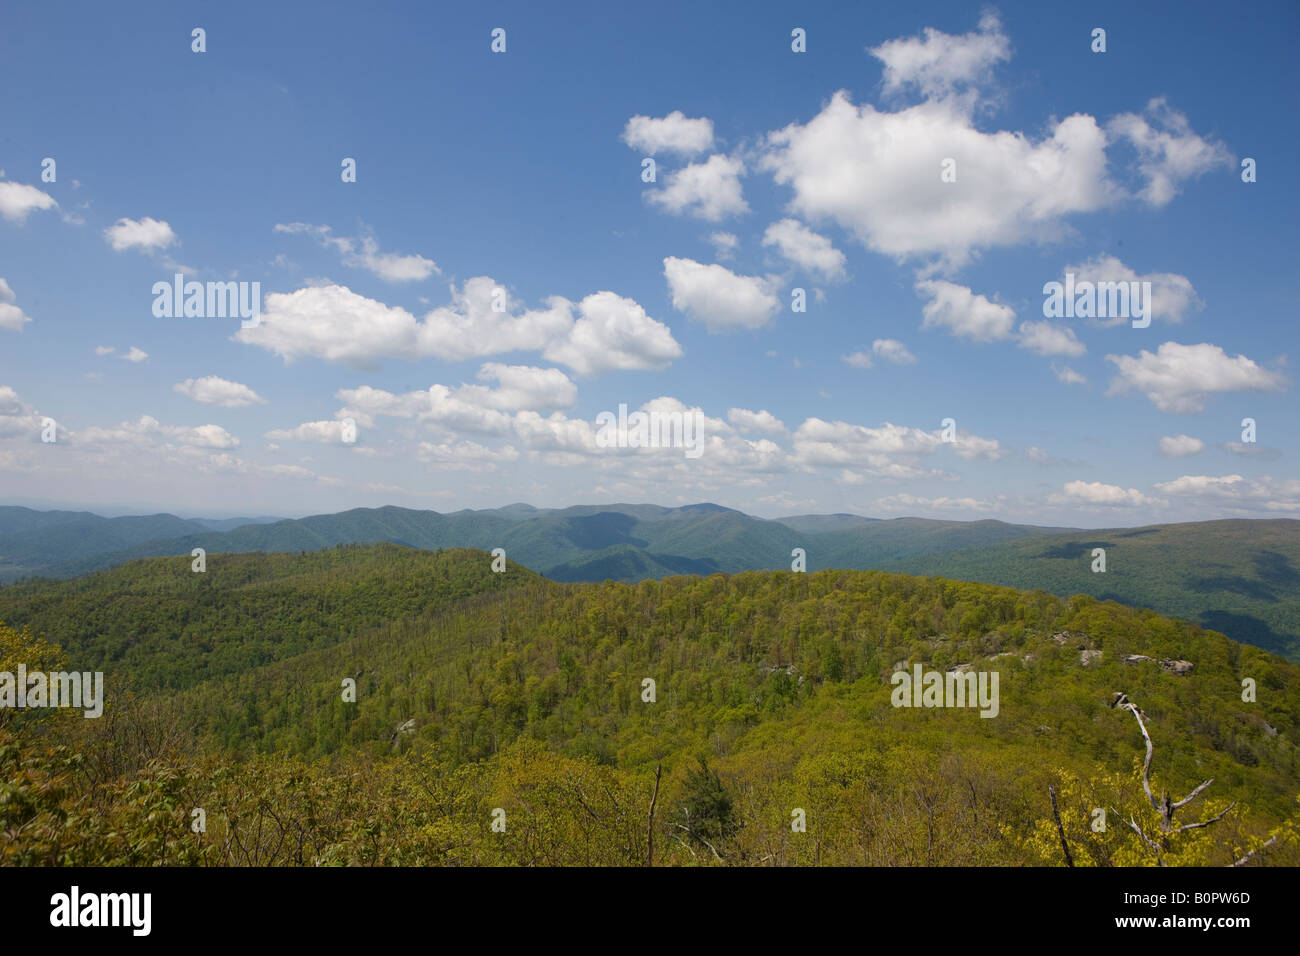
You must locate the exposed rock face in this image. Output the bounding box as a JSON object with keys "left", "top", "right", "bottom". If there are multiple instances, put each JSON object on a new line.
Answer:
{"left": 1080, "top": 649, "right": 1102, "bottom": 666}
{"left": 1051, "top": 631, "right": 1092, "bottom": 647}
{"left": 390, "top": 718, "right": 417, "bottom": 751}
{"left": 1123, "top": 654, "right": 1193, "bottom": 675}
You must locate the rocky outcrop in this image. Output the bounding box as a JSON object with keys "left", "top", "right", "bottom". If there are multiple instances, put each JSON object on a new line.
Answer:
{"left": 389, "top": 718, "right": 417, "bottom": 751}
{"left": 1123, "top": 654, "right": 1193, "bottom": 675}
{"left": 1051, "top": 631, "right": 1092, "bottom": 648}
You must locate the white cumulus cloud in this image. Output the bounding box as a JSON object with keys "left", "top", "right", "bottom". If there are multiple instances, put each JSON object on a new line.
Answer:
{"left": 872, "top": 339, "right": 917, "bottom": 365}
{"left": 763, "top": 91, "right": 1114, "bottom": 268}
{"left": 708, "top": 232, "right": 739, "bottom": 259}
{"left": 648, "top": 154, "right": 748, "bottom": 221}
{"left": 870, "top": 11, "right": 1011, "bottom": 100}
{"left": 622, "top": 111, "right": 715, "bottom": 156}
{"left": 274, "top": 223, "right": 438, "bottom": 282}
{"left": 1158, "top": 434, "right": 1204, "bottom": 457}
{"left": 0, "top": 182, "right": 58, "bottom": 224}
{"left": 843, "top": 351, "right": 873, "bottom": 369}
{"left": 1106, "top": 341, "right": 1286, "bottom": 413}
{"left": 0, "top": 279, "right": 32, "bottom": 331}
{"left": 1052, "top": 363, "right": 1087, "bottom": 386}
{"left": 1106, "top": 98, "right": 1233, "bottom": 205}
{"left": 455, "top": 364, "right": 578, "bottom": 412}
{"left": 728, "top": 408, "right": 787, "bottom": 435}
{"left": 174, "top": 376, "right": 267, "bottom": 408}
{"left": 917, "top": 279, "right": 1015, "bottom": 342}
{"left": 80, "top": 415, "right": 238, "bottom": 449}
{"left": 1017, "top": 320, "right": 1085, "bottom": 356}
{"left": 541, "top": 291, "right": 683, "bottom": 376}
{"left": 264, "top": 420, "right": 352, "bottom": 443}
{"left": 104, "top": 217, "right": 177, "bottom": 252}
{"left": 1150, "top": 474, "right": 1300, "bottom": 513}
{"left": 1051, "top": 480, "right": 1151, "bottom": 506}
{"left": 762, "top": 219, "right": 846, "bottom": 280}
{"left": 663, "top": 256, "right": 780, "bottom": 331}
{"left": 236, "top": 279, "right": 681, "bottom": 376}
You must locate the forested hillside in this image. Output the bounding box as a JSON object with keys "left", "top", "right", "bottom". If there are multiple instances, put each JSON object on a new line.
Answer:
{"left": 6, "top": 504, "right": 1298, "bottom": 663}
{"left": 0, "top": 507, "right": 212, "bottom": 580}
{"left": 884, "top": 520, "right": 1300, "bottom": 661}
{"left": 0, "top": 545, "right": 537, "bottom": 689}
{"left": 2, "top": 546, "right": 1298, "bottom": 867}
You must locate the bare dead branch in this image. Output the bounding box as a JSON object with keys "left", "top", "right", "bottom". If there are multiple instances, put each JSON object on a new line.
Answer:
{"left": 1048, "top": 784, "right": 1074, "bottom": 867}
{"left": 1127, "top": 815, "right": 1166, "bottom": 865}
{"left": 1118, "top": 697, "right": 1159, "bottom": 813}
{"left": 1232, "top": 834, "right": 1279, "bottom": 867}
{"left": 675, "top": 822, "right": 723, "bottom": 861}
{"left": 1171, "top": 802, "right": 1236, "bottom": 834}
{"left": 1113, "top": 691, "right": 1230, "bottom": 837}
{"left": 645, "top": 762, "right": 661, "bottom": 867}
{"left": 1170, "top": 779, "right": 1214, "bottom": 812}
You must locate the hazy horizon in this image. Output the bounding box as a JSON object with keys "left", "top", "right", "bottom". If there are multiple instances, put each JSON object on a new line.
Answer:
{"left": 7, "top": 495, "right": 1297, "bottom": 532}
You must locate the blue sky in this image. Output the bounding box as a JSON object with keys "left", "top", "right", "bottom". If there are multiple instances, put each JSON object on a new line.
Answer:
{"left": 0, "top": 0, "right": 1295, "bottom": 524}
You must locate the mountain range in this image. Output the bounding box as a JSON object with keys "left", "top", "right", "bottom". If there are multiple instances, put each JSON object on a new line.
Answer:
{"left": 1, "top": 502, "right": 1297, "bottom": 660}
